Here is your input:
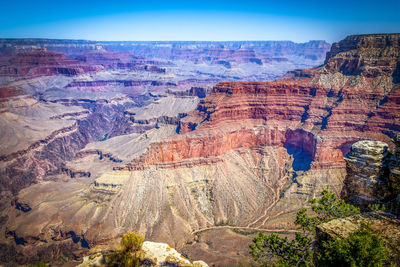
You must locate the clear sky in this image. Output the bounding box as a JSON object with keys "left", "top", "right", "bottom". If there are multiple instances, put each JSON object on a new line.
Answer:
{"left": 0, "top": 0, "right": 399, "bottom": 43}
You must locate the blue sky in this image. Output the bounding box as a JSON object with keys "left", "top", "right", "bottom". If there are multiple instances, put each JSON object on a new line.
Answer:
{"left": 0, "top": 0, "right": 399, "bottom": 43}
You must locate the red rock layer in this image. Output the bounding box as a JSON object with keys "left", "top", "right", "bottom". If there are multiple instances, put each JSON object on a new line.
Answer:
{"left": 129, "top": 75, "right": 398, "bottom": 171}
{"left": 123, "top": 126, "right": 286, "bottom": 170}
{"left": 75, "top": 51, "right": 166, "bottom": 72}
{"left": 0, "top": 49, "right": 102, "bottom": 77}
{"left": 125, "top": 34, "right": 400, "bottom": 172}
{"left": 324, "top": 34, "right": 400, "bottom": 78}
{"left": 0, "top": 86, "right": 27, "bottom": 99}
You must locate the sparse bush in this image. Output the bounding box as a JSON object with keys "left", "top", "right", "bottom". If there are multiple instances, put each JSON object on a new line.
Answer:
{"left": 107, "top": 232, "right": 145, "bottom": 267}
{"left": 368, "top": 203, "right": 386, "bottom": 212}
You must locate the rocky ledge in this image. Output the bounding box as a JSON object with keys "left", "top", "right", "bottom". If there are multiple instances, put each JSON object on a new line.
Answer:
{"left": 78, "top": 241, "right": 208, "bottom": 267}
{"left": 316, "top": 212, "right": 400, "bottom": 264}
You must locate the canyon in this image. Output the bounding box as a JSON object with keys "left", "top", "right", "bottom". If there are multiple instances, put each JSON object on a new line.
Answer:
{"left": 0, "top": 34, "right": 399, "bottom": 266}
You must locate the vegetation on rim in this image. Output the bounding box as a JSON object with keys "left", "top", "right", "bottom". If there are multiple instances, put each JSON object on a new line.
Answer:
{"left": 249, "top": 190, "right": 389, "bottom": 267}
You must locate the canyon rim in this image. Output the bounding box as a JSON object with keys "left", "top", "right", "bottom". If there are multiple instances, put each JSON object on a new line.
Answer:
{"left": 1, "top": 1, "right": 400, "bottom": 264}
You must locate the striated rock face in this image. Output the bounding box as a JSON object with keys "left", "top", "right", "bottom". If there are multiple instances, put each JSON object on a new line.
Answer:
{"left": 120, "top": 40, "right": 330, "bottom": 66}
{"left": 1, "top": 39, "right": 331, "bottom": 85}
{"left": 342, "top": 134, "right": 400, "bottom": 213}
{"left": 0, "top": 49, "right": 102, "bottom": 78}
{"left": 0, "top": 92, "right": 145, "bottom": 194}
{"left": 74, "top": 51, "right": 168, "bottom": 73}
{"left": 325, "top": 34, "right": 400, "bottom": 79}
{"left": 341, "top": 140, "right": 390, "bottom": 207}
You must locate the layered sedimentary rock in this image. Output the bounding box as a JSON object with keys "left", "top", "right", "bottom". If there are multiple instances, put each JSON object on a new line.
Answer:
{"left": 341, "top": 140, "right": 390, "bottom": 207}
{"left": 0, "top": 39, "right": 331, "bottom": 85}
{"left": 0, "top": 91, "right": 146, "bottom": 194}
{"left": 325, "top": 34, "right": 400, "bottom": 80}
{"left": 75, "top": 50, "right": 168, "bottom": 74}
{"left": 342, "top": 134, "right": 400, "bottom": 212}
{"left": 0, "top": 49, "right": 102, "bottom": 78}
{"left": 114, "top": 34, "right": 400, "bottom": 241}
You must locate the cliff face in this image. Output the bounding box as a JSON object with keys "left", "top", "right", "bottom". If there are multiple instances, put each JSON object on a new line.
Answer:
{"left": 113, "top": 33, "right": 400, "bottom": 243}
{"left": 0, "top": 97, "right": 139, "bottom": 194}
{"left": 342, "top": 134, "right": 400, "bottom": 213}
{"left": 324, "top": 34, "right": 400, "bottom": 80}
{"left": 0, "top": 49, "right": 102, "bottom": 77}
{"left": 317, "top": 135, "right": 400, "bottom": 265}
{"left": 341, "top": 140, "right": 390, "bottom": 207}
{"left": 127, "top": 33, "right": 400, "bottom": 172}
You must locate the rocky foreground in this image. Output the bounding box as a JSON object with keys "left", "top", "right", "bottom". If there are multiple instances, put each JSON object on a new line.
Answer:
{"left": 78, "top": 241, "right": 208, "bottom": 267}
{"left": 0, "top": 34, "right": 399, "bottom": 265}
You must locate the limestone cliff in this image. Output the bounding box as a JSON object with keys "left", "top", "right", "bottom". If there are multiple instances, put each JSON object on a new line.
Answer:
{"left": 341, "top": 140, "right": 390, "bottom": 207}
{"left": 342, "top": 135, "right": 400, "bottom": 213}
{"left": 325, "top": 34, "right": 400, "bottom": 80}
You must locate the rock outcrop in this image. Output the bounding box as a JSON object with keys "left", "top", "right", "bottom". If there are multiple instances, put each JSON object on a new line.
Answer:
{"left": 342, "top": 140, "right": 390, "bottom": 207}
{"left": 316, "top": 212, "right": 400, "bottom": 264}
{"left": 317, "top": 134, "right": 400, "bottom": 265}
{"left": 325, "top": 34, "right": 400, "bottom": 80}
{"left": 341, "top": 134, "right": 400, "bottom": 214}
{"left": 78, "top": 241, "right": 208, "bottom": 267}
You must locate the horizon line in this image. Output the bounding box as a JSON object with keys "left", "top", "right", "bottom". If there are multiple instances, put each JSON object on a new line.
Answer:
{"left": 0, "top": 37, "right": 333, "bottom": 44}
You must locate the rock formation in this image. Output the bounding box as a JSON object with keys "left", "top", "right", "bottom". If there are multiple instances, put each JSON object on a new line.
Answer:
{"left": 317, "top": 134, "right": 400, "bottom": 264}
{"left": 325, "top": 34, "right": 400, "bottom": 80}
{"left": 0, "top": 49, "right": 102, "bottom": 78}
{"left": 342, "top": 140, "right": 390, "bottom": 207}
{"left": 342, "top": 134, "right": 400, "bottom": 213}
{"left": 78, "top": 241, "right": 208, "bottom": 267}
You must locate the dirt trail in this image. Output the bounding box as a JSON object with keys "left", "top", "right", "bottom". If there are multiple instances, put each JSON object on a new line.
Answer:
{"left": 246, "top": 175, "right": 287, "bottom": 228}
{"left": 192, "top": 175, "right": 294, "bottom": 235}
{"left": 192, "top": 225, "right": 298, "bottom": 235}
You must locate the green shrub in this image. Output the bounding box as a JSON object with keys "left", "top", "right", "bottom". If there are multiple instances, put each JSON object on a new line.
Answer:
{"left": 316, "top": 223, "right": 388, "bottom": 267}
{"left": 107, "top": 232, "right": 145, "bottom": 267}
{"left": 250, "top": 232, "right": 313, "bottom": 267}
{"left": 368, "top": 203, "right": 386, "bottom": 212}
